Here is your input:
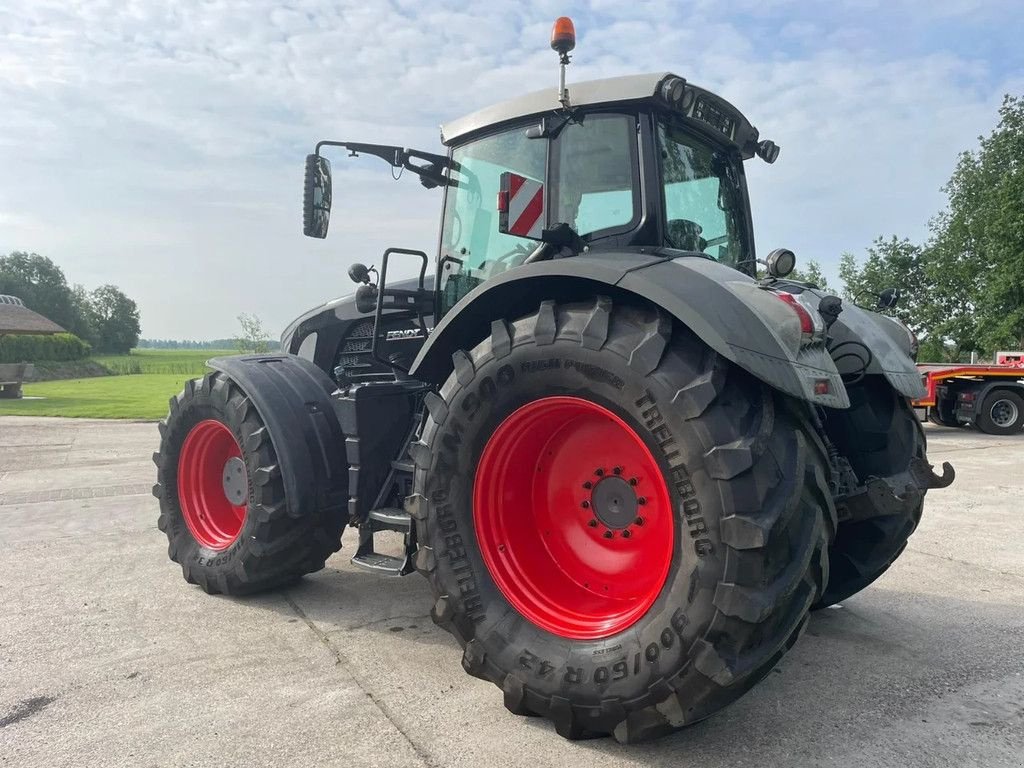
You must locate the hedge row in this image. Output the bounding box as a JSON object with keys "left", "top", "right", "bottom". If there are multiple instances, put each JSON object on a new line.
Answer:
{"left": 0, "top": 333, "right": 92, "bottom": 363}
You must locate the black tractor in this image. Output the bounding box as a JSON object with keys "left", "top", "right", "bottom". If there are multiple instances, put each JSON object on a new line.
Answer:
{"left": 153, "top": 18, "right": 954, "bottom": 743}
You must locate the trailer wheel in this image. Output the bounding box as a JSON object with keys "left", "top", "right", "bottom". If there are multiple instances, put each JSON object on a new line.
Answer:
{"left": 410, "top": 298, "right": 835, "bottom": 742}
{"left": 153, "top": 371, "right": 346, "bottom": 594}
{"left": 815, "top": 376, "right": 924, "bottom": 608}
{"left": 976, "top": 389, "right": 1024, "bottom": 435}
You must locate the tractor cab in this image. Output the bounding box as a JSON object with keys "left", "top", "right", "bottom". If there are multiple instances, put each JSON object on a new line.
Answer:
{"left": 434, "top": 71, "right": 776, "bottom": 316}
{"left": 301, "top": 19, "right": 782, "bottom": 344}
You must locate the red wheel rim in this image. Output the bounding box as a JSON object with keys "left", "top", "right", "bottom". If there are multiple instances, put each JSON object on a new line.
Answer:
{"left": 177, "top": 419, "right": 248, "bottom": 550}
{"left": 474, "top": 396, "right": 674, "bottom": 640}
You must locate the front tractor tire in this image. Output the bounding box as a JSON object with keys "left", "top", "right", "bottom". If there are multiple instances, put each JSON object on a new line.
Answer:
{"left": 409, "top": 298, "right": 836, "bottom": 742}
{"left": 815, "top": 376, "right": 926, "bottom": 608}
{"left": 153, "top": 371, "right": 346, "bottom": 595}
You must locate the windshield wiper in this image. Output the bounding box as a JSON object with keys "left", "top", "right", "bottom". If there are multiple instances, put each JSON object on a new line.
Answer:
{"left": 526, "top": 112, "right": 579, "bottom": 140}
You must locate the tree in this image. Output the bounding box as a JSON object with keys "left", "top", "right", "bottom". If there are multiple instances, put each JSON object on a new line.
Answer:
{"left": 236, "top": 314, "right": 270, "bottom": 354}
{"left": 0, "top": 251, "right": 90, "bottom": 337}
{"left": 926, "top": 94, "right": 1024, "bottom": 354}
{"left": 788, "top": 259, "right": 830, "bottom": 291}
{"left": 69, "top": 284, "right": 95, "bottom": 343}
{"left": 88, "top": 284, "right": 141, "bottom": 354}
{"left": 839, "top": 237, "right": 932, "bottom": 331}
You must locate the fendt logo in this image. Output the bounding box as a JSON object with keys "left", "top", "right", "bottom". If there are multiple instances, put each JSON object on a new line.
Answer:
{"left": 386, "top": 328, "right": 430, "bottom": 341}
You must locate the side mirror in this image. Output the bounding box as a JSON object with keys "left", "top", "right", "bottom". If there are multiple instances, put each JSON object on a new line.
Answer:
{"left": 877, "top": 287, "right": 901, "bottom": 310}
{"left": 303, "top": 154, "right": 332, "bottom": 238}
{"left": 497, "top": 171, "right": 545, "bottom": 240}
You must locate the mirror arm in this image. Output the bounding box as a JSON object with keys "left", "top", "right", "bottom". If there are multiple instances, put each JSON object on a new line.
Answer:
{"left": 315, "top": 141, "right": 453, "bottom": 187}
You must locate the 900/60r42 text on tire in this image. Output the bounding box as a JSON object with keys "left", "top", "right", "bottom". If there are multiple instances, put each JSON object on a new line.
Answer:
{"left": 408, "top": 297, "right": 836, "bottom": 742}
{"left": 153, "top": 371, "right": 347, "bottom": 594}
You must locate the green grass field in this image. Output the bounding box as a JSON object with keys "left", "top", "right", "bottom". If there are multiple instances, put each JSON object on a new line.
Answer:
{"left": 0, "top": 349, "right": 238, "bottom": 419}
{"left": 92, "top": 348, "right": 234, "bottom": 376}
{"left": 0, "top": 374, "right": 198, "bottom": 419}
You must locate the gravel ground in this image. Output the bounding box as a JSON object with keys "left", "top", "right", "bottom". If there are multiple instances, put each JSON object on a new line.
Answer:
{"left": 1, "top": 415, "right": 1022, "bottom": 767}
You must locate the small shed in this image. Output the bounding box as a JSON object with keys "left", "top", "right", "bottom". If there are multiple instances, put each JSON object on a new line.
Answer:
{"left": 0, "top": 295, "right": 66, "bottom": 335}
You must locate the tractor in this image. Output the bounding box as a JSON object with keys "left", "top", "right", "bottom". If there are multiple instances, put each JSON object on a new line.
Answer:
{"left": 153, "top": 18, "right": 955, "bottom": 743}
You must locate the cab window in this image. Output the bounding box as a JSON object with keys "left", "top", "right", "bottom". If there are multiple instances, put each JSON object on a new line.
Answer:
{"left": 553, "top": 114, "right": 639, "bottom": 237}
{"left": 658, "top": 121, "right": 749, "bottom": 268}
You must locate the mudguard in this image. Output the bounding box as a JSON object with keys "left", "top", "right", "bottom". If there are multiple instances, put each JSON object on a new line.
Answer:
{"left": 795, "top": 290, "right": 927, "bottom": 400}
{"left": 206, "top": 354, "right": 348, "bottom": 519}
{"left": 409, "top": 250, "right": 922, "bottom": 408}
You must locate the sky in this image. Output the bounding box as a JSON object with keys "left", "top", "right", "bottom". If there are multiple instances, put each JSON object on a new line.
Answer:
{"left": 2, "top": 0, "right": 1023, "bottom": 340}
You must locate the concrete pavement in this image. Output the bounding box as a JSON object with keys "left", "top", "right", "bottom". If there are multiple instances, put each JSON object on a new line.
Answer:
{"left": 1, "top": 415, "right": 1022, "bottom": 767}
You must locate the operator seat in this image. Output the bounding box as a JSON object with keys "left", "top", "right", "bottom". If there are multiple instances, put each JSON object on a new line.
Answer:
{"left": 666, "top": 219, "right": 707, "bottom": 253}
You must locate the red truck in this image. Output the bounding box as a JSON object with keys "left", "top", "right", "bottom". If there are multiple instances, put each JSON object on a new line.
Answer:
{"left": 914, "top": 351, "right": 1024, "bottom": 434}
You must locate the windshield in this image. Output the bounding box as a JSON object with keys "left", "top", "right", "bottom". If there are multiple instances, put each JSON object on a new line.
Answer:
{"left": 658, "top": 120, "right": 750, "bottom": 269}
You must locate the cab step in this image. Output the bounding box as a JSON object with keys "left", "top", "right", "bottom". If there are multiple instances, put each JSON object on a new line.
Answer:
{"left": 350, "top": 551, "right": 407, "bottom": 576}
{"left": 391, "top": 459, "right": 415, "bottom": 473}
{"left": 367, "top": 507, "right": 412, "bottom": 532}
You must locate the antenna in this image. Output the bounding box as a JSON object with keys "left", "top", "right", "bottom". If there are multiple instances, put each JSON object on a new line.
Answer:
{"left": 550, "top": 17, "right": 576, "bottom": 110}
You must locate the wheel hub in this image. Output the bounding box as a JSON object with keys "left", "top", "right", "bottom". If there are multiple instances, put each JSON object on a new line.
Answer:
{"left": 177, "top": 419, "right": 247, "bottom": 551}
{"left": 473, "top": 396, "right": 674, "bottom": 640}
{"left": 990, "top": 398, "right": 1019, "bottom": 428}
{"left": 222, "top": 456, "right": 248, "bottom": 506}
{"left": 589, "top": 474, "right": 638, "bottom": 530}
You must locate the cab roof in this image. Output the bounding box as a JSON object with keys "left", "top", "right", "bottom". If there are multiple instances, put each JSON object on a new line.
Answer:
{"left": 440, "top": 72, "right": 763, "bottom": 158}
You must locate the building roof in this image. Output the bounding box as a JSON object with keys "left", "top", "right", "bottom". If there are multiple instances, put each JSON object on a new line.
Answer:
{"left": 0, "top": 296, "right": 66, "bottom": 335}
{"left": 439, "top": 72, "right": 760, "bottom": 154}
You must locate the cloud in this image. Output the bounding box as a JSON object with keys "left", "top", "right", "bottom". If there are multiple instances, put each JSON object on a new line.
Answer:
{"left": 1, "top": 0, "right": 1021, "bottom": 337}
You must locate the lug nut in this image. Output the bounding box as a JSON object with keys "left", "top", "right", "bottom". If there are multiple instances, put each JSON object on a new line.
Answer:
{"left": 595, "top": 468, "right": 605, "bottom": 477}
{"left": 583, "top": 481, "right": 592, "bottom": 489}
{"left": 637, "top": 497, "right": 647, "bottom": 505}
{"left": 635, "top": 516, "right": 645, "bottom": 526}
{"left": 581, "top": 500, "right": 590, "bottom": 509}
{"left": 613, "top": 466, "right": 622, "bottom": 475}
{"left": 622, "top": 529, "right": 632, "bottom": 539}
{"left": 629, "top": 477, "right": 638, "bottom": 486}
{"left": 587, "top": 519, "right": 598, "bottom": 528}
{"left": 603, "top": 530, "right": 614, "bottom": 539}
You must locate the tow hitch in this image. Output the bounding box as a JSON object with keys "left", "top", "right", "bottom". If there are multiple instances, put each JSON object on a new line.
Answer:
{"left": 840, "top": 458, "right": 954, "bottom": 523}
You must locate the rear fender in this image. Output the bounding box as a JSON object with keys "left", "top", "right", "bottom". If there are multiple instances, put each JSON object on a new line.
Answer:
{"left": 409, "top": 252, "right": 851, "bottom": 408}
{"left": 800, "top": 296, "right": 926, "bottom": 400}
{"left": 207, "top": 354, "right": 348, "bottom": 518}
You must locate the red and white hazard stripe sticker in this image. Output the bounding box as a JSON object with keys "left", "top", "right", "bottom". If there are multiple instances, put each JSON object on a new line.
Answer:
{"left": 498, "top": 172, "right": 544, "bottom": 239}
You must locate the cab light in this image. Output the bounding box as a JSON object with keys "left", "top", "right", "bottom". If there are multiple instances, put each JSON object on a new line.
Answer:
{"left": 550, "top": 16, "right": 576, "bottom": 54}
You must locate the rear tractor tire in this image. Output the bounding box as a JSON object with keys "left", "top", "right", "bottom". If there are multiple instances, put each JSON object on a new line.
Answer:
{"left": 153, "top": 371, "right": 346, "bottom": 594}
{"left": 409, "top": 298, "right": 836, "bottom": 742}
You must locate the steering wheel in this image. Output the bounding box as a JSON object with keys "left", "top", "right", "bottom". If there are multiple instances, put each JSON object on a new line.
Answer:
{"left": 494, "top": 242, "right": 535, "bottom": 267}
